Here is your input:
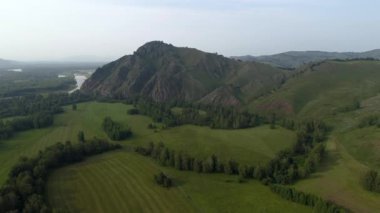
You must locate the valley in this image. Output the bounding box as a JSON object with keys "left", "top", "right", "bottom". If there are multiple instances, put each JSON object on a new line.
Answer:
{"left": 0, "top": 43, "right": 379, "bottom": 213}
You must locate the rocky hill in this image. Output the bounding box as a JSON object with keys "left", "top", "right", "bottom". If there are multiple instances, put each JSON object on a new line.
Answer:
{"left": 82, "top": 41, "right": 287, "bottom": 106}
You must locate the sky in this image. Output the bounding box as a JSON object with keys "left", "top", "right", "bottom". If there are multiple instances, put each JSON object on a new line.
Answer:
{"left": 1, "top": 0, "right": 380, "bottom": 61}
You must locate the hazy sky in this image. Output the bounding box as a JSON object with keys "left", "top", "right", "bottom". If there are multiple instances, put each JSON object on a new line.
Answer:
{"left": 1, "top": 0, "right": 380, "bottom": 61}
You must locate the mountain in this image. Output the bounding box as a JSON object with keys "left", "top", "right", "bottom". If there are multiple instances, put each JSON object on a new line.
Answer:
{"left": 81, "top": 41, "right": 287, "bottom": 106}
{"left": 233, "top": 49, "right": 380, "bottom": 69}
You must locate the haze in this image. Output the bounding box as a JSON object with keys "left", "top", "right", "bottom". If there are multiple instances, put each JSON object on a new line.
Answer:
{"left": 1, "top": 0, "right": 379, "bottom": 61}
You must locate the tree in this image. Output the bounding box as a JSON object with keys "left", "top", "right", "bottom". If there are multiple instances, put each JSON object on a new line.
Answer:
{"left": 270, "top": 113, "right": 276, "bottom": 129}
{"left": 77, "top": 131, "right": 85, "bottom": 143}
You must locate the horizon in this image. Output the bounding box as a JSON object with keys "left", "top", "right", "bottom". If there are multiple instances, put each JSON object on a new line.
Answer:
{"left": 2, "top": 41, "right": 380, "bottom": 63}
{"left": 1, "top": 0, "right": 380, "bottom": 61}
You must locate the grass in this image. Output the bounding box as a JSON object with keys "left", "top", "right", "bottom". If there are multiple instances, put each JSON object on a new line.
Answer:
{"left": 47, "top": 150, "right": 312, "bottom": 213}
{"left": 137, "top": 125, "right": 296, "bottom": 165}
{"left": 294, "top": 135, "right": 380, "bottom": 213}
{"left": 0, "top": 102, "right": 296, "bottom": 184}
{"left": 337, "top": 127, "right": 380, "bottom": 170}
{"left": 0, "top": 101, "right": 300, "bottom": 212}
{"left": 250, "top": 60, "right": 380, "bottom": 118}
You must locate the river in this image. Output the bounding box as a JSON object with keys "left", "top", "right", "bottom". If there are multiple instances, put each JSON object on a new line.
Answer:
{"left": 69, "top": 74, "right": 87, "bottom": 93}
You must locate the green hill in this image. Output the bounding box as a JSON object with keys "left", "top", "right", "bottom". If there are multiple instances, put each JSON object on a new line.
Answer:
{"left": 249, "top": 60, "right": 380, "bottom": 119}
{"left": 233, "top": 49, "right": 380, "bottom": 69}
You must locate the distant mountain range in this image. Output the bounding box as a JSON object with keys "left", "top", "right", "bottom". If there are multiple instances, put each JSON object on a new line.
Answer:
{"left": 232, "top": 49, "right": 380, "bottom": 69}
{"left": 81, "top": 41, "right": 287, "bottom": 106}
{"left": 0, "top": 58, "right": 17, "bottom": 69}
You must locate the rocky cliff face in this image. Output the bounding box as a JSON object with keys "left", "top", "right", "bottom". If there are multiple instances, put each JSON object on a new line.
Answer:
{"left": 81, "top": 41, "right": 287, "bottom": 106}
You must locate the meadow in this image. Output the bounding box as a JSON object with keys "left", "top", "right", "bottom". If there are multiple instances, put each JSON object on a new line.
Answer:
{"left": 47, "top": 150, "right": 311, "bottom": 213}
{"left": 0, "top": 101, "right": 305, "bottom": 212}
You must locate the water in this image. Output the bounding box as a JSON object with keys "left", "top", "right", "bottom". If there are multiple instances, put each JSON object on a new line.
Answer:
{"left": 69, "top": 74, "right": 87, "bottom": 93}
{"left": 8, "top": 68, "right": 22, "bottom": 72}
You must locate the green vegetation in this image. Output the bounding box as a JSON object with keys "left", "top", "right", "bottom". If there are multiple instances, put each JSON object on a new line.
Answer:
{"left": 269, "top": 184, "right": 348, "bottom": 212}
{"left": 0, "top": 70, "right": 75, "bottom": 97}
{"left": 0, "top": 139, "right": 120, "bottom": 212}
{"left": 47, "top": 151, "right": 312, "bottom": 213}
{"left": 154, "top": 172, "right": 173, "bottom": 188}
{"left": 362, "top": 170, "right": 380, "bottom": 193}
{"left": 250, "top": 60, "right": 380, "bottom": 118}
{"left": 0, "top": 102, "right": 307, "bottom": 212}
{"left": 2, "top": 58, "right": 380, "bottom": 213}
{"left": 102, "top": 117, "right": 132, "bottom": 140}
{"left": 135, "top": 119, "right": 329, "bottom": 185}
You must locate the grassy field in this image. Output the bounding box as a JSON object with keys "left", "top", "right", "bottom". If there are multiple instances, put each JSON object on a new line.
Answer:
{"left": 0, "top": 101, "right": 296, "bottom": 184}
{"left": 138, "top": 125, "right": 295, "bottom": 165}
{"left": 0, "top": 101, "right": 303, "bottom": 212}
{"left": 294, "top": 135, "right": 380, "bottom": 213}
{"left": 0, "top": 102, "right": 296, "bottom": 186}
{"left": 47, "top": 150, "right": 312, "bottom": 213}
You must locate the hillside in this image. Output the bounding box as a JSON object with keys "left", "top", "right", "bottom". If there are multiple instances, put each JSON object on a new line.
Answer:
{"left": 233, "top": 49, "right": 380, "bottom": 69}
{"left": 249, "top": 60, "right": 380, "bottom": 118}
{"left": 81, "top": 41, "right": 287, "bottom": 105}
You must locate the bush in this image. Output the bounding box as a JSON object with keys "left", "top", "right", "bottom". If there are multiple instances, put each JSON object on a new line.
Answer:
{"left": 127, "top": 108, "right": 139, "bottom": 115}
{"left": 362, "top": 169, "right": 380, "bottom": 193}
{"left": 154, "top": 172, "right": 173, "bottom": 188}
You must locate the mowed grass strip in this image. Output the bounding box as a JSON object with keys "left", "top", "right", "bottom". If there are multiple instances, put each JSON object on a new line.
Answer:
{"left": 47, "top": 151, "right": 312, "bottom": 213}
{"left": 47, "top": 151, "right": 197, "bottom": 213}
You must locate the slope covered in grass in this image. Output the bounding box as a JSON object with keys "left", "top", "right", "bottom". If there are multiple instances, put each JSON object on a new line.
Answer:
{"left": 47, "top": 151, "right": 312, "bottom": 213}
{"left": 294, "top": 136, "right": 380, "bottom": 213}
{"left": 250, "top": 60, "right": 380, "bottom": 118}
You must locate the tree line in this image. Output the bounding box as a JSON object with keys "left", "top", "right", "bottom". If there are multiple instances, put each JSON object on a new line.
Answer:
{"left": 102, "top": 117, "right": 132, "bottom": 141}
{"left": 0, "top": 138, "right": 121, "bottom": 213}
{"left": 129, "top": 98, "right": 269, "bottom": 129}
{"left": 269, "top": 184, "right": 348, "bottom": 213}
{"left": 134, "top": 119, "right": 329, "bottom": 185}
{"left": 0, "top": 112, "right": 53, "bottom": 140}
{"left": 0, "top": 92, "right": 90, "bottom": 119}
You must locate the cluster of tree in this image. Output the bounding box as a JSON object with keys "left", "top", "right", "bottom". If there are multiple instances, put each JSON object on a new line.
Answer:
{"left": 362, "top": 169, "right": 380, "bottom": 193}
{"left": 134, "top": 100, "right": 177, "bottom": 127}
{"left": 358, "top": 115, "right": 380, "bottom": 128}
{"left": 154, "top": 172, "right": 173, "bottom": 188}
{"left": 0, "top": 112, "right": 53, "bottom": 140}
{"left": 0, "top": 138, "right": 121, "bottom": 213}
{"left": 0, "top": 92, "right": 90, "bottom": 118}
{"left": 127, "top": 108, "right": 139, "bottom": 115}
{"left": 133, "top": 98, "right": 268, "bottom": 129}
{"left": 135, "top": 142, "right": 241, "bottom": 175}
{"left": 269, "top": 184, "right": 348, "bottom": 213}
{"left": 259, "top": 120, "right": 329, "bottom": 184}
{"left": 205, "top": 106, "right": 265, "bottom": 129}
{"left": 102, "top": 117, "right": 132, "bottom": 140}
